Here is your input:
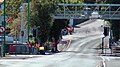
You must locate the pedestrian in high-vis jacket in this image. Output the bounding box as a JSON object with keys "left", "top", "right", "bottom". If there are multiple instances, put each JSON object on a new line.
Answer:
{"left": 33, "top": 42, "right": 40, "bottom": 55}
{"left": 51, "top": 37, "right": 55, "bottom": 52}
{"left": 28, "top": 41, "right": 32, "bottom": 54}
{"left": 39, "top": 42, "right": 45, "bottom": 55}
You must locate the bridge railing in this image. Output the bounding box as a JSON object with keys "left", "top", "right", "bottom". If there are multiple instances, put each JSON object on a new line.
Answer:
{"left": 54, "top": 10, "right": 120, "bottom": 19}
{"left": 53, "top": 4, "right": 120, "bottom": 20}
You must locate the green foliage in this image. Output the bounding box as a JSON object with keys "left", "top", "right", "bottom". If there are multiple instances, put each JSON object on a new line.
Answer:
{"left": 30, "top": 0, "right": 85, "bottom": 42}
{"left": 31, "top": 0, "right": 57, "bottom": 42}
{"left": 6, "top": 0, "right": 22, "bottom": 17}
{"left": 5, "top": 26, "right": 12, "bottom": 35}
{"left": 104, "top": 0, "right": 120, "bottom": 41}
{"left": 49, "top": 19, "right": 69, "bottom": 42}
{"left": 4, "top": 0, "right": 85, "bottom": 42}
{"left": 110, "top": 21, "right": 120, "bottom": 41}
{"left": 84, "top": 0, "right": 96, "bottom": 4}
{"left": 60, "top": 0, "right": 84, "bottom": 4}
{"left": 106, "top": 0, "right": 120, "bottom": 4}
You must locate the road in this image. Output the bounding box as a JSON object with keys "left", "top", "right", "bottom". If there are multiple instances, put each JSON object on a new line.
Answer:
{"left": 0, "top": 19, "right": 108, "bottom": 67}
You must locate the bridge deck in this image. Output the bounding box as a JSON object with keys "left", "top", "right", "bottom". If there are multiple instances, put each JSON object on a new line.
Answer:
{"left": 53, "top": 4, "right": 120, "bottom": 20}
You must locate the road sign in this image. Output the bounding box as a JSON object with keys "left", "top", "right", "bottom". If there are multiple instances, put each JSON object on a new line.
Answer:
{"left": 0, "top": 26, "right": 5, "bottom": 33}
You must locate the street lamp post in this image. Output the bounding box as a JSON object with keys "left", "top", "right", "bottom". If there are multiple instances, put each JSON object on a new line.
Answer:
{"left": 20, "top": 5, "right": 25, "bottom": 43}
{"left": 28, "top": 0, "right": 30, "bottom": 42}
{"left": 3, "top": 0, "right": 6, "bottom": 57}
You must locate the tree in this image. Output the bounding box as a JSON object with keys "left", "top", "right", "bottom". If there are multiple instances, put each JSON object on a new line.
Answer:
{"left": 4, "top": 0, "right": 85, "bottom": 42}
{"left": 5, "top": 0, "right": 29, "bottom": 38}
{"left": 105, "top": 0, "right": 120, "bottom": 41}
{"left": 30, "top": 0, "right": 57, "bottom": 42}
{"left": 6, "top": 0, "right": 22, "bottom": 18}
{"left": 84, "top": 0, "right": 96, "bottom": 4}
{"left": 49, "top": 19, "right": 69, "bottom": 52}
{"left": 0, "top": 0, "right": 22, "bottom": 38}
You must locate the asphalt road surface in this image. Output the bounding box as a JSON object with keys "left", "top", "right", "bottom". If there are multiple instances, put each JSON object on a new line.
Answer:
{"left": 0, "top": 19, "right": 106, "bottom": 67}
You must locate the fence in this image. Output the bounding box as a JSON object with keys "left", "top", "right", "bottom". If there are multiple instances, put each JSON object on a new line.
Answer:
{"left": 8, "top": 44, "right": 29, "bottom": 54}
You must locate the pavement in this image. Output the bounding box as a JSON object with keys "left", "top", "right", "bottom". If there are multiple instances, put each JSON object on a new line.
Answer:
{"left": 106, "top": 61, "right": 120, "bottom": 67}
{"left": 98, "top": 47, "right": 120, "bottom": 67}
{"left": 0, "top": 35, "right": 72, "bottom": 60}
{"left": 0, "top": 55, "right": 43, "bottom": 59}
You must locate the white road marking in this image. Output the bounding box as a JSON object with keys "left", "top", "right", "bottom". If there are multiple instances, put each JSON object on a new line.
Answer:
{"left": 100, "top": 56, "right": 107, "bottom": 67}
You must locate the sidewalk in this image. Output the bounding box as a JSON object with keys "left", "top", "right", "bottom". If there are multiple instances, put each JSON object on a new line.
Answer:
{"left": 96, "top": 48, "right": 120, "bottom": 67}
{"left": 0, "top": 35, "right": 72, "bottom": 60}
{"left": 106, "top": 61, "right": 120, "bottom": 67}
{"left": 98, "top": 48, "right": 112, "bottom": 56}
{"left": 98, "top": 47, "right": 120, "bottom": 57}
{"left": 0, "top": 55, "right": 43, "bottom": 60}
